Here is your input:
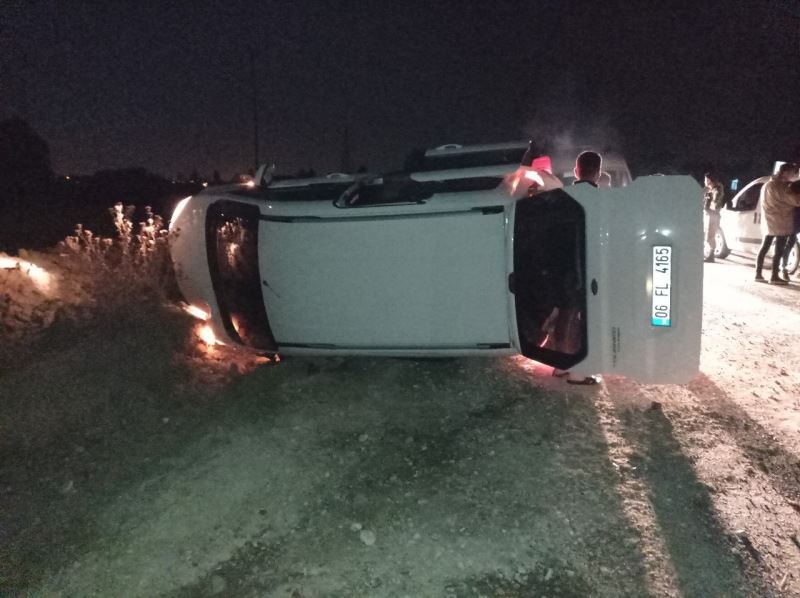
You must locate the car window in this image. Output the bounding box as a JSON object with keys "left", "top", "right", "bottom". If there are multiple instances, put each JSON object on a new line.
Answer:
{"left": 735, "top": 183, "right": 762, "bottom": 211}
{"left": 513, "top": 189, "right": 588, "bottom": 369}
{"left": 206, "top": 201, "right": 276, "bottom": 351}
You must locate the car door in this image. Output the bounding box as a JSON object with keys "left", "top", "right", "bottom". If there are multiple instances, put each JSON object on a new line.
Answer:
{"left": 516, "top": 177, "right": 703, "bottom": 384}
{"left": 730, "top": 180, "right": 763, "bottom": 255}
{"left": 258, "top": 206, "right": 513, "bottom": 351}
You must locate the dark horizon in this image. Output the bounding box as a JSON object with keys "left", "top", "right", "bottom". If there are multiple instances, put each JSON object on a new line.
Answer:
{"left": 3, "top": 0, "right": 798, "bottom": 179}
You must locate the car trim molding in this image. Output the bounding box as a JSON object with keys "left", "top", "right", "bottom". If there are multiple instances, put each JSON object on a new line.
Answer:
{"left": 277, "top": 342, "right": 511, "bottom": 350}
{"left": 259, "top": 206, "right": 506, "bottom": 224}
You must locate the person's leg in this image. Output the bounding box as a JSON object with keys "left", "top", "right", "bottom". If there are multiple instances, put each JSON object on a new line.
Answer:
{"left": 755, "top": 235, "right": 774, "bottom": 280}
{"left": 770, "top": 235, "right": 789, "bottom": 283}
{"left": 780, "top": 234, "right": 797, "bottom": 274}
{"left": 705, "top": 212, "right": 719, "bottom": 261}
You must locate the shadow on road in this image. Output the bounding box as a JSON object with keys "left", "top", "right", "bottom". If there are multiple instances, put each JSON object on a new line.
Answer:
{"left": 688, "top": 373, "right": 800, "bottom": 505}
{"left": 604, "top": 376, "right": 772, "bottom": 598}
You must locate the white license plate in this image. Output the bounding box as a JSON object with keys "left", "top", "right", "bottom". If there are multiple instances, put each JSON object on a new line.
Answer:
{"left": 652, "top": 246, "right": 672, "bottom": 327}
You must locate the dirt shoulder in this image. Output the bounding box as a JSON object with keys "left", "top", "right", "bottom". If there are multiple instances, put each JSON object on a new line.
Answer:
{"left": 1, "top": 258, "right": 799, "bottom": 597}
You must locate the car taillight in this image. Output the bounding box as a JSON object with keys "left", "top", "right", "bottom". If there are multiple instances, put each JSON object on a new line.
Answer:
{"left": 530, "top": 156, "right": 553, "bottom": 174}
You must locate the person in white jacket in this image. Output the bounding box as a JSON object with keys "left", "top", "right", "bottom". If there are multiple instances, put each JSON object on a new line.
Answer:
{"left": 755, "top": 163, "right": 800, "bottom": 284}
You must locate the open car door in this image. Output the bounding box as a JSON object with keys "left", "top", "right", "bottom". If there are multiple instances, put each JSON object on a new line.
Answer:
{"left": 512, "top": 176, "right": 703, "bottom": 384}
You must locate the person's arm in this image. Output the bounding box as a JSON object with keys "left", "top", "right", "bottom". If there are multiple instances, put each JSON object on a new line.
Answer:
{"left": 779, "top": 181, "right": 800, "bottom": 207}
{"left": 789, "top": 184, "right": 800, "bottom": 207}
{"left": 712, "top": 184, "right": 724, "bottom": 211}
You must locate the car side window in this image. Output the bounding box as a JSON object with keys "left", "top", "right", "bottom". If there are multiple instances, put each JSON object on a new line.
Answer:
{"left": 206, "top": 201, "right": 276, "bottom": 351}
{"left": 735, "top": 184, "right": 762, "bottom": 211}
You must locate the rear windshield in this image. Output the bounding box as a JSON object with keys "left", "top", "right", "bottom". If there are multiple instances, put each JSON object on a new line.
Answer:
{"left": 513, "top": 189, "right": 587, "bottom": 369}
{"left": 206, "top": 201, "right": 276, "bottom": 351}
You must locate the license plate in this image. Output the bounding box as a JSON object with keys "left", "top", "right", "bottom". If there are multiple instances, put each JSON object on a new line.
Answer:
{"left": 652, "top": 246, "right": 672, "bottom": 327}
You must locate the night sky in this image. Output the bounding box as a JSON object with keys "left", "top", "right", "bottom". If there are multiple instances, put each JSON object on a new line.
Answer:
{"left": 2, "top": 0, "right": 798, "bottom": 178}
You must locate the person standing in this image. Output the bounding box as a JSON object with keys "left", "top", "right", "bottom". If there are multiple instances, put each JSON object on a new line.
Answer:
{"left": 703, "top": 172, "right": 725, "bottom": 263}
{"left": 552, "top": 151, "right": 603, "bottom": 386}
{"left": 573, "top": 151, "right": 602, "bottom": 187}
{"left": 755, "top": 163, "right": 800, "bottom": 284}
{"left": 779, "top": 180, "right": 800, "bottom": 280}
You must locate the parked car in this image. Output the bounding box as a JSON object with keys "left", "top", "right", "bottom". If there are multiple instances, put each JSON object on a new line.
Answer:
{"left": 169, "top": 154, "right": 702, "bottom": 384}
{"left": 706, "top": 176, "right": 799, "bottom": 273}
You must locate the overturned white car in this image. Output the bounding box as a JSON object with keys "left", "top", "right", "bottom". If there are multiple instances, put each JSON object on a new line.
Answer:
{"left": 170, "top": 144, "right": 703, "bottom": 384}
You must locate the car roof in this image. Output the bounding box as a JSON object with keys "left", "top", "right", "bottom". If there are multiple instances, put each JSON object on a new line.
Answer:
{"left": 732, "top": 176, "right": 770, "bottom": 195}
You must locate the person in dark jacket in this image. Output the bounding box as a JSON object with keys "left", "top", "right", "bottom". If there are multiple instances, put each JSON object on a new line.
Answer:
{"left": 779, "top": 178, "right": 800, "bottom": 280}
{"left": 573, "top": 151, "right": 602, "bottom": 187}
{"left": 551, "top": 150, "right": 604, "bottom": 386}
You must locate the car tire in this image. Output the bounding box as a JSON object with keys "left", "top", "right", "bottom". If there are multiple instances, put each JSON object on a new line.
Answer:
{"left": 785, "top": 240, "right": 799, "bottom": 275}
{"left": 714, "top": 229, "right": 730, "bottom": 259}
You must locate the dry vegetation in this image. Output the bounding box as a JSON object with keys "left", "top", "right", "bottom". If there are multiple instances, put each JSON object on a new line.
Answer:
{"left": 1, "top": 203, "right": 175, "bottom": 341}
{"left": 0, "top": 204, "right": 269, "bottom": 450}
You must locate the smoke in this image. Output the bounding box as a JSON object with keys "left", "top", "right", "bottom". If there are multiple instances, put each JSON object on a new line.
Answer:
{"left": 520, "top": 77, "right": 624, "bottom": 161}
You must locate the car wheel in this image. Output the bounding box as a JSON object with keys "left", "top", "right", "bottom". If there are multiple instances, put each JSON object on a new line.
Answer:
{"left": 714, "top": 229, "right": 730, "bottom": 259}
{"left": 785, "top": 240, "right": 799, "bottom": 275}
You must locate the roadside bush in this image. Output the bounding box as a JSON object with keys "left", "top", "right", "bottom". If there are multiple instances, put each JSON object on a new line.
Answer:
{"left": 58, "top": 203, "right": 180, "bottom": 308}
{"left": 0, "top": 203, "right": 179, "bottom": 343}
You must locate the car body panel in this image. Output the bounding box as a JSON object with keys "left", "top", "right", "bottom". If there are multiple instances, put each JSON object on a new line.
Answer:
{"left": 720, "top": 176, "right": 767, "bottom": 255}
{"left": 571, "top": 176, "right": 703, "bottom": 383}
{"left": 260, "top": 209, "right": 511, "bottom": 349}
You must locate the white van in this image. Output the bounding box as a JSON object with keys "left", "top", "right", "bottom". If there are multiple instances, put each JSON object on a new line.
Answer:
{"left": 709, "top": 176, "right": 800, "bottom": 273}
{"left": 170, "top": 153, "right": 703, "bottom": 384}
